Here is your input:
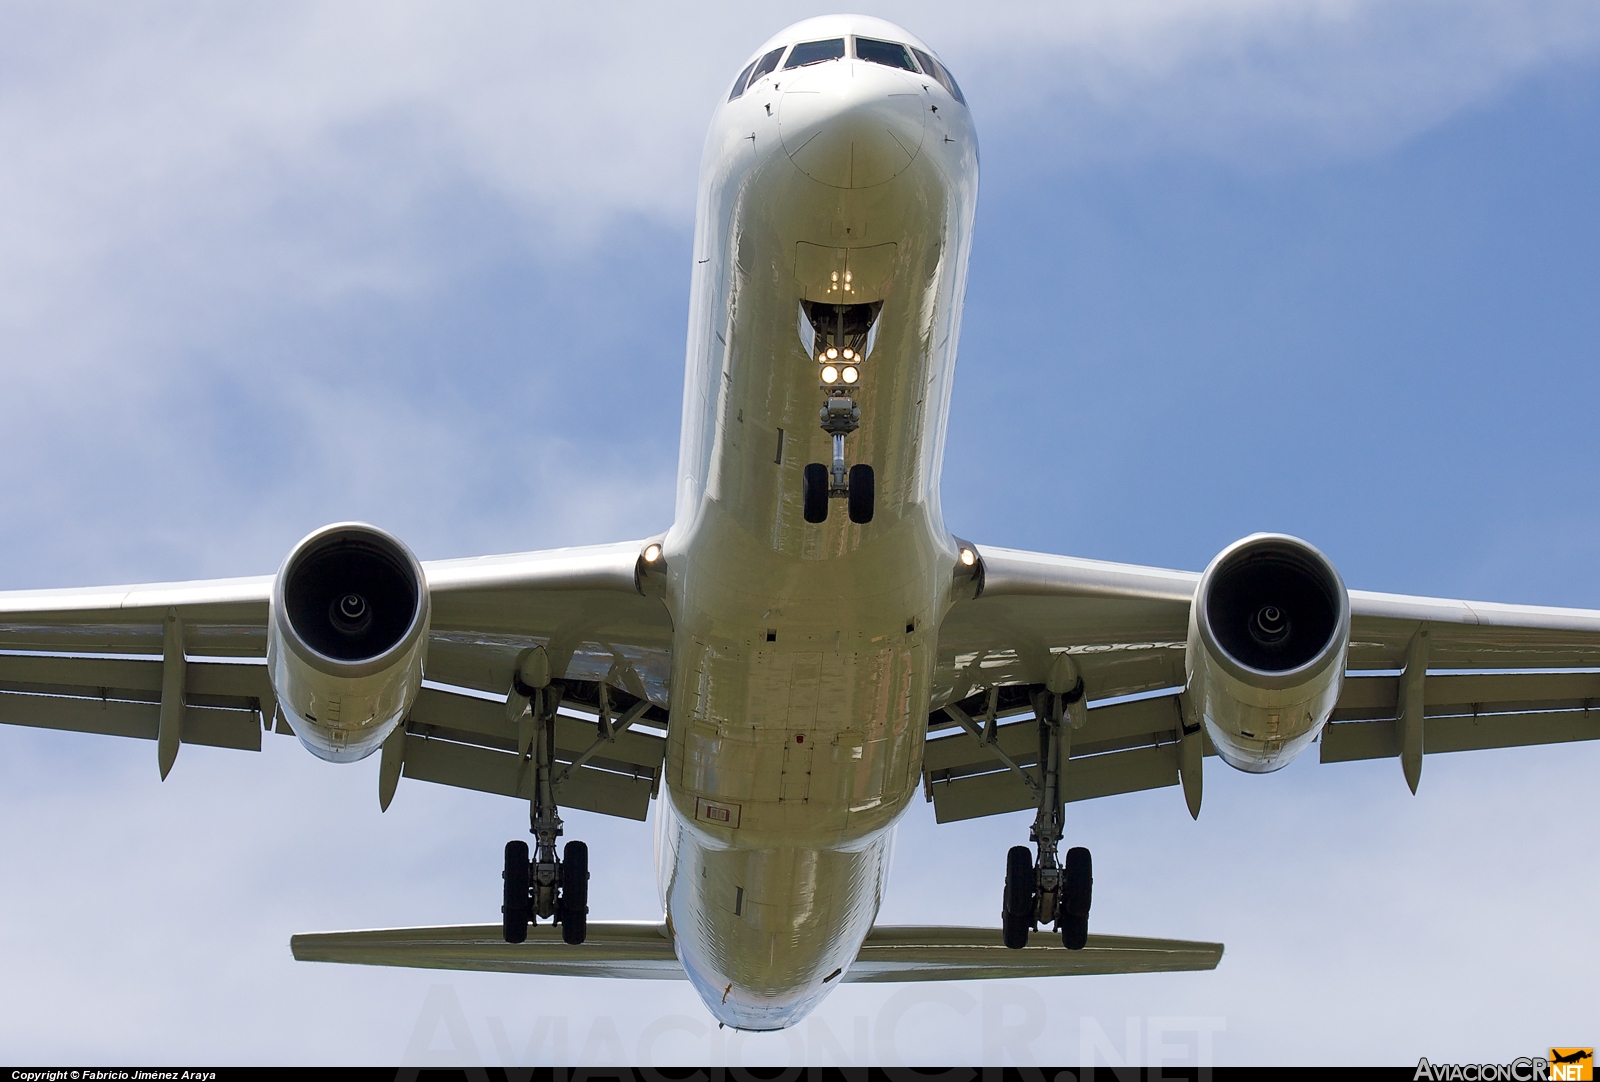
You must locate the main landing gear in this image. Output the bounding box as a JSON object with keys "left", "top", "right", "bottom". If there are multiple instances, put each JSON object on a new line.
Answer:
{"left": 501, "top": 668, "right": 588, "bottom": 945}
{"left": 1001, "top": 679, "right": 1093, "bottom": 950}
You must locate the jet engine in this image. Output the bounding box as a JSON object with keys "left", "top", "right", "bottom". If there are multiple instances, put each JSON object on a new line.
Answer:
{"left": 267, "top": 522, "right": 430, "bottom": 763}
{"left": 1186, "top": 533, "right": 1350, "bottom": 773}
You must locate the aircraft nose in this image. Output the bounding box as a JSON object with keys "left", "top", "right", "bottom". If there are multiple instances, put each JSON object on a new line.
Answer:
{"left": 778, "top": 61, "right": 927, "bottom": 189}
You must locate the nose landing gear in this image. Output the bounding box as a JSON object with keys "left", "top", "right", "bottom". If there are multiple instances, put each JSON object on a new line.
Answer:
{"left": 801, "top": 299, "right": 876, "bottom": 525}
{"left": 999, "top": 678, "right": 1094, "bottom": 950}
{"left": 803, "top": 398, "right": 875, "bottom": 524}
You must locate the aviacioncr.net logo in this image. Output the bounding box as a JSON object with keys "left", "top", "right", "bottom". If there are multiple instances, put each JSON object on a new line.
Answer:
{"left": 1414, "top": 1051, "right": 1592, "bottom": 1082}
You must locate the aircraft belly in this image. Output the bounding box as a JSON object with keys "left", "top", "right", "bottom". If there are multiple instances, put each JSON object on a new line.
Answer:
{"left": 657, "top": 561, "right": 931, "bottom": 1026}
{"left": 660, "top": 789, "right": 894, "bottom": 1030}
{"left": 671, "top": 629, "right": 927, "bottom": 847}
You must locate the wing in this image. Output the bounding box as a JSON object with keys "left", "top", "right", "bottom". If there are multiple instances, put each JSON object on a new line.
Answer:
{"left": 927, "top": 543, "right": 1600, "bottom": 823}
{"left": 0, "top": 540, "right": 674, "bottom": 819}
{"left": 289, "top": 921, "right": 1223, "bottom": 983}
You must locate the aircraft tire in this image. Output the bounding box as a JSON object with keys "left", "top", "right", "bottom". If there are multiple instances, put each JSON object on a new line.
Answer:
{"left": 1061, "top": 846, "right": 1092, "bottom": 950}
{"left": 848, "top": 463, "right": 875, "bottom": 524}
{"left": 560, "top": 840, "right": 589, "bottom": 945}
{"left": 502, "top": 839, "right": 530, "bottom": 944}
{"left": 1002, "top": 845, "right": 1035, "bottom": 949}
{"left": 803, "top": 463, "right": 829, "bottom": 523}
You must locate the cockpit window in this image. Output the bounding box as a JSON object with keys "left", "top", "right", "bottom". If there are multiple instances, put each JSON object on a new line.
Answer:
{"left": 854, "top": 37, "right": 916, "bottom": 72}
{"left": 910, "top": 46, "right": 967, "bottom": 106}
{"left": 728, "top": 59, "right": 758, "bottom": 102}
{"left": 749, "top": 46, "right": 784, "bottom": 85}
{"left": 728, "top": 45, "right": 786, "bottom": 102}
{"left": 783, "top": 38, "right": 846, "bottom": 69}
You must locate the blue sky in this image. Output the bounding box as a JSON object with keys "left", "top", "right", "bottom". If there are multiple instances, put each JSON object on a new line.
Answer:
{"left": 0, "top": 1, "right": 1597, "bottom": 1066}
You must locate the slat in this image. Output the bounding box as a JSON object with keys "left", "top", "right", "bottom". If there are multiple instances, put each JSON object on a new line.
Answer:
{"left": 0, "top": 691, "right": 261, "bottom": 751}
{"left": 930, "top": 743, "right": 1180, "bottom": 824}
{"left": 399, "top": 735, "right": 654, "bottom": 820}
{"left": 1320, "top": 709, "right": 1600, "bottom": 764}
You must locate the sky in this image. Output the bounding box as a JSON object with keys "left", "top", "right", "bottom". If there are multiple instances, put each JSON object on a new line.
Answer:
{"left": 1, "top": 0, "right": 1598, "bottom": 1067}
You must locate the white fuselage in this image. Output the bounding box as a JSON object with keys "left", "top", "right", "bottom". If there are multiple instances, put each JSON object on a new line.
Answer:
{"left": 652, "top": 16, "right": 979, "bottom": 1029}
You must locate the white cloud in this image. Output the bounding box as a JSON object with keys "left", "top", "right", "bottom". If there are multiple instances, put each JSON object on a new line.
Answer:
{"left": 2, "top": 1, "right": 1594, "bottom": 400}
{"left": 5, "top": 0, "right": 1598, "bottom": 363}
{"left": 944, "top": 0, "right": 1600, "bottom": 166}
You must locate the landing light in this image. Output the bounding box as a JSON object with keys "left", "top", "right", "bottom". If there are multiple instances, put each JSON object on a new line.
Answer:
{"left": 842, "top": 348, "right": 854, "bottom": 360}
{"left": 821, "top": 365, "right": 839, "bottom": 384}
{"left": 826, "top": 347, "right": 838, "bottom": 359}
{"left": 643, "top": 543, "right": 663, "bottom": 563}
{"left": 959, "top": 547, "right": 976, "bottom": 566}
{"left": 841, "top": 366, "right": 859, "bottom": 384}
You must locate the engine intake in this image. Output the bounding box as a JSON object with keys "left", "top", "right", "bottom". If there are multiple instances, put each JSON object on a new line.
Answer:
{"left": 268, "top": 522, "right": 429, "bottom": 763}
{"left": 1187, "top": 533, "right": 1349, "bottom": 773}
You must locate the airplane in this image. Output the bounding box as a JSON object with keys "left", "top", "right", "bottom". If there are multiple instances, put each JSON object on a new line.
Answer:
{"left": 2, "top": 12, "right": 1599, "bottom": 1033}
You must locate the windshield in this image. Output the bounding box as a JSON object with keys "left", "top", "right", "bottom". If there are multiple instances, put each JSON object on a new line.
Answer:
{"left": 727, "top": 59, "right": 758, "bottom": 102}
{"left": 749, "top": 46, "right": 784, "bottom": 84}
{"left": 728, "top": 45, "right": 787, "bottom": 102}
{"left": 854, "top": 37, "right": 916, "bottom": 72}
{"left": 784, "top": 38, "right": 846, "bottom": 69}
{"left": 910, "top": 46, "right": 967, "bottom": 105}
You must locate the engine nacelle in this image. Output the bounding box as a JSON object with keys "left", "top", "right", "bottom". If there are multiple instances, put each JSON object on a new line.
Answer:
{"left": 1187, "top": 533, "right": 1350, "bottom": 773}
{"left": 267, "top": 522, "right": 430, "bottom": 763}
